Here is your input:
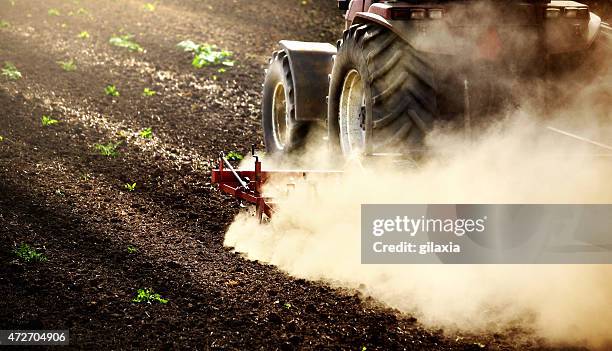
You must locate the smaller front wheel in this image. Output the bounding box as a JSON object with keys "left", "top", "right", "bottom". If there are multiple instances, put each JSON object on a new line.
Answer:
{"left": 262, "top": 50, "right": 312, "bottom": 154}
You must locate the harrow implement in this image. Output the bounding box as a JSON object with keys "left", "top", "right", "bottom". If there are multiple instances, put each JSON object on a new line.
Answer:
{"left": 211, "top": 146, "right": 342, "bottom": 221}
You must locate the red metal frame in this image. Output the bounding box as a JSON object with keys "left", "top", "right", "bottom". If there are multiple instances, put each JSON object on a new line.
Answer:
{"left": 211, "top": 151, "right": 341, "bottom": 221}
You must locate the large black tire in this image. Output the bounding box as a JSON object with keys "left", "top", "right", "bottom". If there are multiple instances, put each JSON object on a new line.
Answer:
{"left": 327, "top": 23, "right": 438, "bottom": 156}
{"left": 262, "top": 50, "right": 314, "bottom": 154}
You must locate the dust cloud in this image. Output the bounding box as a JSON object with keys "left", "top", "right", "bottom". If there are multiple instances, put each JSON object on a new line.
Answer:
{"left": 225, "top": 110, "right": 612, "bottom": 347}
{"left": 225, "top": 10, "right": 612, "bottom": 349}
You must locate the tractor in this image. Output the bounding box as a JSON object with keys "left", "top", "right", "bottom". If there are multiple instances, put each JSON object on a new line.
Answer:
{"left": 261, "top": 0, "right": 611, "bottom": 157}
{"left": 212, "top": 0, "right": 610, "bottom": 220}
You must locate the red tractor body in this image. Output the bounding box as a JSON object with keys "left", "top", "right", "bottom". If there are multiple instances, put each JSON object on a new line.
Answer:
{"left": 341, "top": 0, "right": 601, "bottom": 57}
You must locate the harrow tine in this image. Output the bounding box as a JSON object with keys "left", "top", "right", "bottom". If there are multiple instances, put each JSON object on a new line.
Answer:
{"left": 221, "top": 153, "right": 250, "bottom": 190}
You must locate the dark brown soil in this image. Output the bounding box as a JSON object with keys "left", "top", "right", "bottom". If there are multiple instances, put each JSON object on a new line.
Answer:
{"left": 0, "top": 1, "right": 600, "bottom": 350}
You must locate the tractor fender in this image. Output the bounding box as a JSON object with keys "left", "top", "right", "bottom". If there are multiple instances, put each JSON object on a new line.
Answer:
{"left": 586, "top": 13, "right": 603, "bottom": 48}
{"left": 352, "top": 12, "right": 464, "bottom": 55}
{"left": 278, "top": 40, "right": 337, "bottom": 122}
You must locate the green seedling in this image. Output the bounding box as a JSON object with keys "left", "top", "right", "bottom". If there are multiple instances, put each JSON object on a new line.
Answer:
{"left": 94, "top": 141, "right": 121, "bottom": 157}
{"left": 109, "top": 34, "right": 143, "bottom": 52}
{"left": 217, "top": 68, "right": 226, "bottom": 73}
{"left": 57, "top": 59, "right": 76, "bottom": 71}
{"left": 0, "top": 20, "right": 9, "bottom": 28}
{"left": 76, "top": 8, "right": 88, "bottom": 15}
{"left": 105, "top": 84, "right": 119, "bottom": 97}
{"left": 142, "top": 88, "right": 156, "bottom": 96}
{"left": 143, "top": 2, "right": 156, "bottom": 11}
{"left": 226, "top": 151, "right": 243, "bottom": 161}
{"left": 132, "top": 288, "right": 168, "bottom": 304}
{"left": 2, "top": 62, "right": 21, "bottom": 80}
{"left": 0, "top": 136, "right": 4, "bottom": 142}
{"left": 41, "top": 115, "right": 59, "bottom": 126}
{"left": 127, "top": 245, "right": 138, "bottom": 254}
{"left": 124, "top": 182, "right": 136, "bottom": 191}
{"left": 14, "top": 243, "right": 47, "bottom": 263}
{"left": 177, "top": 40, "right": 234, "bottom": 68}
{"left": 283, "top": 302, "right": 292, "bottom": 309}
{"left": 77, "top": 30, "right": 90, "bottom": 39}
{"left": 47, "top": 8, "right": 60, "bottom": 16}
{"left": 138, "top": 127, "right": 153, "bottom": 139}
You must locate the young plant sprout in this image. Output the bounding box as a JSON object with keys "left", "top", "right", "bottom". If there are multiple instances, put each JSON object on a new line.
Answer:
{"left": 41, "top": 115, "right": 59, "bottom": 126}
{"left": 143, "top": 88, "right": 156, "bottom": 96}
{"left": 109, "top": 34, "right": 143, "bottom": 52}
{"left": 177, "top": 40, "right": 234, "bottom": 69}
{"left": 139, "top": 128, "right": 153, "bottom": 139}
{"left": 14, "top": 243, "right": 47, "bottom": 263}
{"left": 94, "top": 141, "right": 121, "bottom": 157}
{"left": 1, "top": 62, "right": 21, "bottom": 80}
{"left": 132, "top": 288, "right": 168, "bottom": 304}
{"left": 57, "top": 59, "right": 77, "bottom": 72}
{"left": 105, "top": 85, "right": 119, "bottom": 97}
{"left": 226, "top": 151, "right": 243, "bottom": 161}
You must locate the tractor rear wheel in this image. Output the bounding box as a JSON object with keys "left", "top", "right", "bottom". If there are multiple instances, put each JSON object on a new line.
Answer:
{"left": 328, "top": 23, "right": 438, "bottom": 156}
{"left": 262, "top": 50, "right": 314, "bottom": 154}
